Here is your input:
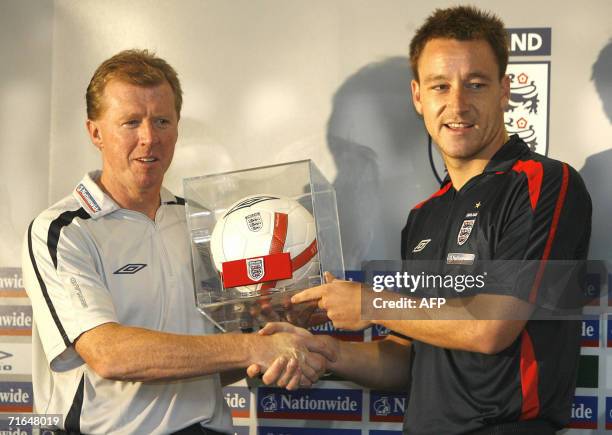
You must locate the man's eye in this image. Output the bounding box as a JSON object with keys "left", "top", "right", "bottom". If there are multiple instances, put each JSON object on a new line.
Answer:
{"left": 154, "top": 119, "right": 170, "bottom": 128}
{"left": 431, "top": 84, "right": 448, "bottom": 91}
{"left": 123, "top": 120, "right": 139, "bottom": 127}
{"left": 467, "top": 82, "right": 486, "bottom": 89}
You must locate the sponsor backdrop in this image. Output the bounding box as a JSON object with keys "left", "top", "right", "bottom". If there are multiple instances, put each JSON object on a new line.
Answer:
{"left": 1, "top": 0, "right": 610, "bottom": 433}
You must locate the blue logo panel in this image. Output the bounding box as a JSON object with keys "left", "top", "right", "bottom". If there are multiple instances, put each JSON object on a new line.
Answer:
{"left": 259, "top": 427, "right": 360, "bottom": 435}
{"left": 606, "top": 397, "right": 612, "bottom": 430}
{"left": 309, "top": 320, "right": 363, "bottom": 342}
{"left": 232, "top": 426, "right": 249, "bottom": 435}
{"left": 371, "top": 324, "right": 391, "bottom": 341}
{"left": 257, "top": 387, "right": 362, "bottom": 421}
{"left": 581, "top": 317, "right": 600, "bottom": 347}
{"left": 0, "top": 382, "right": 33, "bottom": 412}
{"left": 223, "top": 386, "right": 250, "bottom": 418}
{"left": 369, "top": 391, "right": 407, "bottom": 422}
{"left": 568, "top": 396, "right": 597, "bottom": 429}
{"left": 507, "top": 28, "right": 551, "bottom": 56}
{"left": 0, "top": 418, "right": 33, "bottom": 434}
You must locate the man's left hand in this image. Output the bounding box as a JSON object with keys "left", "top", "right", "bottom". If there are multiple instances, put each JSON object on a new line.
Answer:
{"left": 291, "top": 272, "right": 372, "bottom": 331}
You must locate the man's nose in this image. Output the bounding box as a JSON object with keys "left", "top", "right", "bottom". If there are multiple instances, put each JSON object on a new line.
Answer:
{"left": 448, "top": 87, "right": 470, "bottom": 114}
{"left": 138, "top": 120, "right": 157, "bottom": 146}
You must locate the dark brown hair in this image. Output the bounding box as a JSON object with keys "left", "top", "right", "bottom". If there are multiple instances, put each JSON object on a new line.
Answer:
{"left": 86, "top": 49, "right": 183, "bottom": 120}
{"left": 409, "top": 6, "right": 509, "bottom": 81}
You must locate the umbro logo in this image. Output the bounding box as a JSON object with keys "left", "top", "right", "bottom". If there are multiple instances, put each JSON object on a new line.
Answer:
{"left": 113, "top": 264, "right": 147, "bottom": 274}
{"left": 0, "top": 350, "right": 12, "bottom": 360}
{"left": 412, "top": 239, "right": 431, "bottom": 253}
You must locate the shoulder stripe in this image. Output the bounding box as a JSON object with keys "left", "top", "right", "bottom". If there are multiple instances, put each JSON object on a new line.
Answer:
{"left": 27, "top": 222, "right": 71, "bottom": 347}
{"left": 528, "top": 163, "right": 570, "bottom": 303}
{"left": 47, "top": 208, "right": 91, "bottom": 269}
{"left": 413, "top": 182, "right": 452, "bottom": 210}
{"left": 512, "top": 160, "right": 544, "bottom": 211}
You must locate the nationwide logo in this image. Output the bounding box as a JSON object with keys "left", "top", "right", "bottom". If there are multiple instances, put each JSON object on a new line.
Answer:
{"left": 223, "top": 386, "right": 250, "bottom": 418}
{"left": 75, "top": 183, "right": 101, "bottom": 213}
{"left": 258, "top": 427, "right": 360, "bottom": 435}
{"left": 369, "top": 391, "right": 407, "bottom": 422}
{"left": 309, "top": 321, "right": 364, "bottom": 342}
{"left": 568, "top": 396, "right": 597, "bottom": 429}
{"left": 0, "top": 382, "right": 33, "bottom": 412}
{"left": 0, "top": 306, "right": 32, "bottom": 336}
{"left": 581, "top": 318, "right": 599, "bottom": 347}
{"left": 0, "top": 268, "right": 26, "bottom": 298}
{"left": 371, "top": 324, "right": 391, "bottom": 341}
{"left": 257, "top": 387, "right": 362, "bottom": 421}
{"left": 113, "top": 264, "right": 147, "bottom": 275}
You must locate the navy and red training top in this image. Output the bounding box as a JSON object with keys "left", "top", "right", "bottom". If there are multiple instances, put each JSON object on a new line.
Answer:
{"left": 400, "top": 135, "right": 592, "bottom": 434}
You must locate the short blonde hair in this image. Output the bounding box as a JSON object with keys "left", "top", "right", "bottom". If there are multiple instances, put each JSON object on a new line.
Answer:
{"left": 86, "top": 49, "right": 183, "bottom": 120}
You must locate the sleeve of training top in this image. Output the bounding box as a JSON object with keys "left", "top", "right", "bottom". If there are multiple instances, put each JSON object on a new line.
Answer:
{"left": 22, "top": 212, "right": 118, "bottom": 371}
{"left": 492, "top": 161, "right": 592, "bottom": 305}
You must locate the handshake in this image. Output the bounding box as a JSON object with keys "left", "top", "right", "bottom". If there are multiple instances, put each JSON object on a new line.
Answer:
{"left": 244, "top": 322, "right": 338, "bottom": 391}
{"left": 241, "top": 272, "right": 369, "bottom": 390}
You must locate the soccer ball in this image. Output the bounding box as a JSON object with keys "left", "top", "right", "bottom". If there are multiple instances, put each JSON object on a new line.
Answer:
{"left": 210, "top": 194, "right": 319, "bottom": 294}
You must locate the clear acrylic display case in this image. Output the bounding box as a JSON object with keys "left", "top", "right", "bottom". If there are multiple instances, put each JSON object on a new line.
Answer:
{"left": 183, "top": 160, "right": 344, "bottom": 332}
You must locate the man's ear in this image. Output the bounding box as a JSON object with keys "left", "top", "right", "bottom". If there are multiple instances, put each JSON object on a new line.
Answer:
{"left": 411, "top": 79, "right": 423, "bottom": 115}
{"left": 86, "top": 119, "right": 103, "bottom": 149}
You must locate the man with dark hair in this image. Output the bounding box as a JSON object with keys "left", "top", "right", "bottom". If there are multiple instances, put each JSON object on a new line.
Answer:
{"left": 23, "top": 49, "right": 335, "bottom": 434}
{"left": 256, "top": 6, "right": 592, "bottom": 434}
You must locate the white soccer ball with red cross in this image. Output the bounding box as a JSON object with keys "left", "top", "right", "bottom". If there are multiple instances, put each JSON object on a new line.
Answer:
{"left": 210, "top": 194, "right": 319, "bottom": 294}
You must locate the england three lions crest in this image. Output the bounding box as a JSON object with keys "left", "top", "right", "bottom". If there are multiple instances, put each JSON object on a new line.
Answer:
{"left": 504, "top": 62, "right": 550, "bottom": 156}
{"left": 457, "top": 219, "right": 475, "bottom": 246}
{"left": 246, "top": 258, "right": 265, "bottom": 281}
{"left": 245, "top": 212, "right": 263, "bottom": 232}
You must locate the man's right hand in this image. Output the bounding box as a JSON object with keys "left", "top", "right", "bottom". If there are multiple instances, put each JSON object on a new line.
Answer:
{"left": 247, "top": 322, "right": 339, "bottom": 390}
